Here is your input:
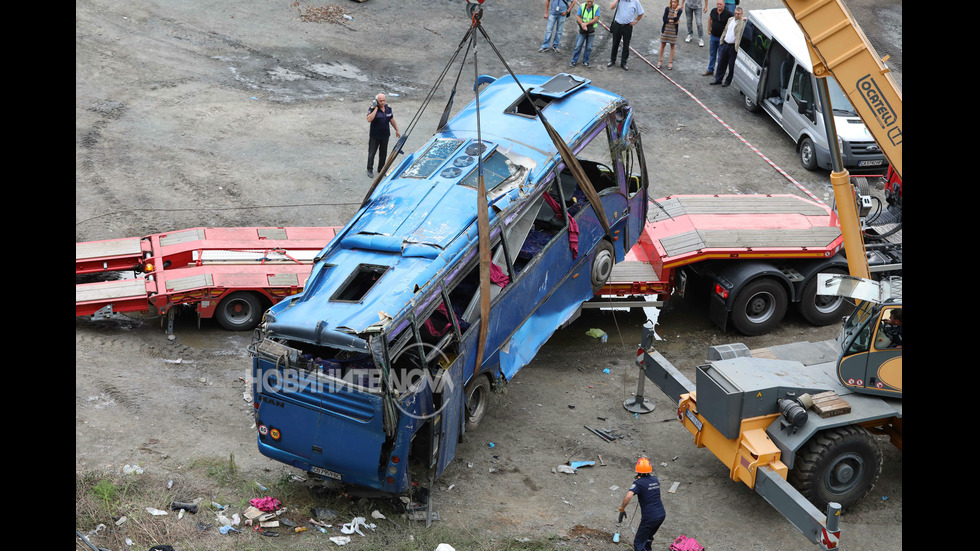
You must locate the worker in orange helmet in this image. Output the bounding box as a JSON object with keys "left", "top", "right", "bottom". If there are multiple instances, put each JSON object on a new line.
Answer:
{"left": 617, "top": 456, "right": 667, "bottom": 551}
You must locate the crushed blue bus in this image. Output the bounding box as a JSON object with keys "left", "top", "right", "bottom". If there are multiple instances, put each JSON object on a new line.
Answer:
{"left": 249, "top": 73, "right": 649, "bottom": 493}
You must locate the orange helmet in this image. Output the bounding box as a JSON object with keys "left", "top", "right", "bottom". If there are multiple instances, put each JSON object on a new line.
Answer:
{"left": 635, "top": 457, "right": 653, "bottom": 473}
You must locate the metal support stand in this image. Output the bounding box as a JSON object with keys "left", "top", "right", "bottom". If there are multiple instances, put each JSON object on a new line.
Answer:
{"left": 624, "top": 365, "right": 656, "bottom": 414}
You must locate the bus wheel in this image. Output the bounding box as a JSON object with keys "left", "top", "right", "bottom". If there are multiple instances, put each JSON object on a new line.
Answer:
{"left": 730, "top": 278, "right": 787, "bottom": 335}
{"left": 464, "top": 375, "right": 491, "bottom": 432}
{"left": 591, "top": 240, "right": 615, "bottom": 294}
{"left": 214, "top": 292, "right": 263, "bottom": 331}
{"left": 790, "top": 425, "right": 882, "bottom": 510}
{"left": 799, "top": 269, "right": 850, "bottom": 326}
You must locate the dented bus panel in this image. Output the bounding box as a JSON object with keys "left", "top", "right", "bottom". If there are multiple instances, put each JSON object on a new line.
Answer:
{"left": 249, "top": 74, "right": 649, "bottom": 493}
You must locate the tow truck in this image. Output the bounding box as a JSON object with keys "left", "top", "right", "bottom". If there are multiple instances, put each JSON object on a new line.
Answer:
{"left": 636, "top": 0, "right": 902, "bottom": 548}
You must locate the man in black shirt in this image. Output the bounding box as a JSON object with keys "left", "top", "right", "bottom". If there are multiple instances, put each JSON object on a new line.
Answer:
{"left": 703, "top": 0, "right": 732, "bottom": 76}
{"left": 366, "top": 93, "right": 401, "bottom": 178}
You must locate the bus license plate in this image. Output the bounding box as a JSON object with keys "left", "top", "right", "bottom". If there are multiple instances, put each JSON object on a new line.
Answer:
{"left": 858, "top": 160, "right": 883, "bottom": 167}
{"left": 311, "top": 466, "right": 342, "bottom": 480}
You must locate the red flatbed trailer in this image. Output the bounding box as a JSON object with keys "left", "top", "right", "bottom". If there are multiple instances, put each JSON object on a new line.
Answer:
{"left": 601, "top": 194, "right": 858, "bottom": 335}
{"left": 76, "top": 226, "right": 340, "bottom": 331}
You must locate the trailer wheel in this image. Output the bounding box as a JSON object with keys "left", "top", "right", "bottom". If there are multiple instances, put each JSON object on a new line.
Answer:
{"left": 729, "top": 278, "right": 787, "bottom": 335}
{"left": 591, "top": 240, "right": 615, "bottom": 294}
{"left": 798, "top": 269, "right": 850, "bottom": 326}
{"left": 799, "top": 137, "right": 818, "bottom": 171}
{"left": 790, "top": 425, "right": 883, "bottom": 510}
{"left": 464, "top": 374, "right": 491, "bottom": 432}
{"left": 214, "top": 292, "right": 263, "bottom": 331}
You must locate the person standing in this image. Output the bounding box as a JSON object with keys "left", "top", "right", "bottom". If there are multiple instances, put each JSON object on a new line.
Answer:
{"left": 570, "top": 0, "right": 601, "bottom": 67}
{"left": 710, "top": 5, "right": 745, "bottom": 86}
{"left": 608, "top": 0, "right": 645, "bottom": 71}
{"left": 540, "top": 0, "right": 577, "bottom": 53}
{"left": 658, "top": 0, "right": 682, "bottom": 70}
{"left": 683, "top": 0, "right": 708, "bottom": 47}
{"left": 702, "top": 0, "right": 733, "bottom": 76}
{"left": 366, "top": 93, "right": 400, "bottom": 178}
{"left": 618, "top": 457, "right": 667, "bottom": 551}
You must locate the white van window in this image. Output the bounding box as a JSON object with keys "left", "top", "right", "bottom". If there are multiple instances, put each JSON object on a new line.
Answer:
{"left": 739, "top": 21, "right": 769, "bottom": 67}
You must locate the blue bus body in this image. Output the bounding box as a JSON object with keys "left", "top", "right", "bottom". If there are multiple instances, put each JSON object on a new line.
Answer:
{"left": 249, "top": 74, "right": 649, "bottom": 493}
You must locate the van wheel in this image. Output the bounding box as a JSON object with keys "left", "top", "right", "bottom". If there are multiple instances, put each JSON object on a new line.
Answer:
{"left": 743, "top": 92, "right": 760, "bottom": 112}
{"left": 730, "top": 278, "right": 787, "bottom": 335}
{"left": 798, "top": 269, "right": 850, "bottom": 326}
{"left": 591, "top": 240, "right": 615, "bottom": 294}
{"left": 214, "top": 292, "right": 263, "bottom": 331}
{"left": 799, "top": 137, "right": 818, "bottom": 171}
{"left": 464, "top": 375, "right": 491, "bottom": 432}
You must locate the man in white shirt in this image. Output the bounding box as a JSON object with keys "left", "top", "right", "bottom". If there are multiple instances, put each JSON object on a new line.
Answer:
{"left": 607, "top": 0, "right": 645, "bottom": 71}
{"left": 710, "top": 6, "right": 745, "bottom": 86}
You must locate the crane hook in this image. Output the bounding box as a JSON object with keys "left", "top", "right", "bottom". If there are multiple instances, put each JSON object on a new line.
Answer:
{"left": 467, "top": 0, "right": 484, "bottom": 25}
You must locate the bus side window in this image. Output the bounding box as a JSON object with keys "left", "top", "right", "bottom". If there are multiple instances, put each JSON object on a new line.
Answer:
{"left": 453, "top": 243, "right": 509, "bottom": 326}
{"left": 418, "top": 296, "right": 461, "bottom": 366}
{"left": 508, "top": 180, "right": 568, "bottom": 275}
{"left": 562, "top": 124, "right": 617, "bottom": 217}
{"left": 389, "top": 325, "right": 426, "bottom": 376}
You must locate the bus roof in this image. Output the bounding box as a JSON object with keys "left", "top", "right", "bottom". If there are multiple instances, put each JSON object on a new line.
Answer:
{"left": 265, "top": 74, "right": 628, "bottom": 343}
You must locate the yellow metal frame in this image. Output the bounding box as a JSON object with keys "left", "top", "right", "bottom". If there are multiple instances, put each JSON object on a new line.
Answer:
{"left": 782, "top": 0, "right": 902, "bottom": 180}
{"left": 678, "top": 393, "right": 788, "bottom": 490}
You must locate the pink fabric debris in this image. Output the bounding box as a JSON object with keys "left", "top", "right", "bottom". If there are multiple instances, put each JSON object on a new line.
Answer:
{"left": 249, "top": 496, "right": 281, "bottom": 512}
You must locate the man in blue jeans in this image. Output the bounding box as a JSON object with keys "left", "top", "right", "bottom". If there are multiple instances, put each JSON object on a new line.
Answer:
{"left": 570, "top": 0, "right": 600, "bottom": 67}
{"left": 540, "top": 0, "right": 577, "bottom": 53}
{"left": 703, "top": 0, "right": 732, "bottom": 76}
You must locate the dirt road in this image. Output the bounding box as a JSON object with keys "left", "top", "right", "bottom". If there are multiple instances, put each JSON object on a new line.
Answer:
{"left": 76, "top": 1, "right": 902, "bottom": 549}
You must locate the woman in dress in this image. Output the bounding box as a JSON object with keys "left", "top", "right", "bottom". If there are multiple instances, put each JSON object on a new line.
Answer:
{"left": 658, "top": 0, "right": 682, "bottom": 70}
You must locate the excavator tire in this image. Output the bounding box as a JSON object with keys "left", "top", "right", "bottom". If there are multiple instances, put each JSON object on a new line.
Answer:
{"left": 789, "top": 425, "right": 883, "bottom": 511}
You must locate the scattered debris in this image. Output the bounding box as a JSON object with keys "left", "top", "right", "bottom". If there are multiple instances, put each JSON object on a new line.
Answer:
{"left": 329, "top": 535, "right": 351, "bottom": 545}
{"left": 171, "top": 501, "right": 198, "bottom": 514}
{"left": 669, "top": 481, "right": 681, "bottom": 494}
{"left": 145, "top": 507, "right": 168, "bottom": 516}
{"left": 340, "top": 516, "right": 376, "bottom": 536}
{"left": 249, "top": 496, "right": 282, "bottom": 512}
{"left": 299, "top": 5, "right": 353, "bottom": 24}
{"left": 122, "top": 464, "right": 144, "bottom": 475}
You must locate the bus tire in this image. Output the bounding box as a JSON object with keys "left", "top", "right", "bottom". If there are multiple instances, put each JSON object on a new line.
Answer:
{"left": 798, "top": 269, "right": 850, "bottom": 326}
{"left": 464, "top": 374, "right": 491, "bottom": 432}
{"left": 214, "top": 291, "right": 263, "bottom": 331}
{"left": 789, "top": 425, "right": 882, "bottom": 511}
{"left": 591, "top": 239, "right": 615, "bottom": 295}
{"left": 729, "top": 278, "right": 787, "bottom": 335}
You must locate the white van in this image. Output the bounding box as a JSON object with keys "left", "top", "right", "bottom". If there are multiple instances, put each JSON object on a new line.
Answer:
{"left": 732, "top": 9, "right": 887, "bottom": 173}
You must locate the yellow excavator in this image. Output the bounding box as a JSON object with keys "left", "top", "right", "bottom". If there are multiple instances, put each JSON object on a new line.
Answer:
{"left": 638, "top": 0, "right": 901, "bottom": 548}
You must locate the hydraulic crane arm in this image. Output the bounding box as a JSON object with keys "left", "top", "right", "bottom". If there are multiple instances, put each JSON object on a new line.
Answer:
{"left": 783, "top": 0, "right": 902, "bottom": 181}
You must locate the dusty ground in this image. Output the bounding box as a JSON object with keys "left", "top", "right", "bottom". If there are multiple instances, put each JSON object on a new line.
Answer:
{"left": 76, "top": 0, "right": 902, "bottom": 549}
